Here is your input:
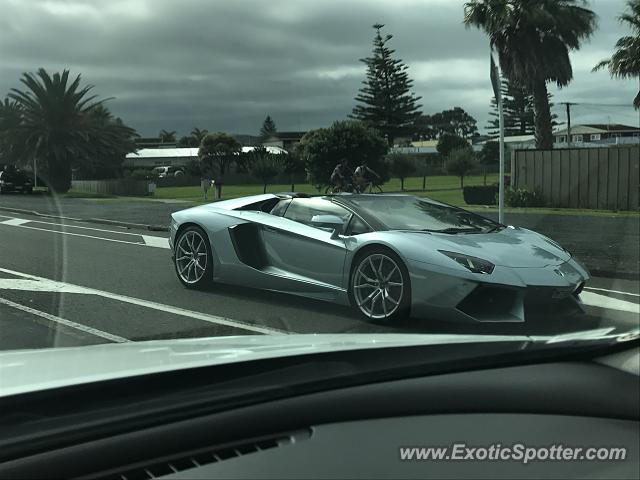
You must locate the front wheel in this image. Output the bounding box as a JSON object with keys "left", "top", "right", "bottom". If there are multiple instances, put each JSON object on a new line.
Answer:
{"left": 349, "top": 249, "right": 410, "bottom": 322}
{"left": 174, "top": 226, "right": 213, "bottom": 289}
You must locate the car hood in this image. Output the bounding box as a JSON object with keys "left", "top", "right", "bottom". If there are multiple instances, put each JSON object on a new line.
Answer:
{"left": 0, "top": 333, "right": 533, "bottom": 398}
{"left": 393, "top": 227, "right": 571, "bottom": 268}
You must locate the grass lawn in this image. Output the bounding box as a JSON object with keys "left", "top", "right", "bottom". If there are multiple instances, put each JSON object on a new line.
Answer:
{"left": 154, "top": 174, "right": 500, "bottom": 206}
{"left": 151, "top": 173, "right": 638, "bottom": 217}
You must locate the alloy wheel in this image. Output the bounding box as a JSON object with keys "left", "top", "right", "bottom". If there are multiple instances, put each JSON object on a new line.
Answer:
{"left": 353, "top": 253, "right": 404, "bottom": 320}
{"left": 176, "top": 230, "right": 208, "bottom": 284}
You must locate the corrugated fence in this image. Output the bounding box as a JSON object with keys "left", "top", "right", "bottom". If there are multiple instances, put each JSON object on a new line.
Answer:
{"left": 71, "top": 179, "right": 149, "bottom": 196}
{"left": 513, "top": 145, "right": 639, "bottom": 211}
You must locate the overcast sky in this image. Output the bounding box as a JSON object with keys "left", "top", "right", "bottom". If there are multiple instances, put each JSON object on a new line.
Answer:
{"left": 1, "top": 0, "right": 638, "bottom": 137}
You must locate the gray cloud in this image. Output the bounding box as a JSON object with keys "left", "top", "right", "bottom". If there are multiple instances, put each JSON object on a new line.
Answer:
{"left": 1, "top": 0, "right": 637, "bottom": 137}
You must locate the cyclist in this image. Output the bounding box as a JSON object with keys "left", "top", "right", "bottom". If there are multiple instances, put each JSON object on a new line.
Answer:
{"left": 329, "top": 159, "right": 352, "bottom": 193}
{"left": 353, "top": 162, "right": 380, "bottom": 193}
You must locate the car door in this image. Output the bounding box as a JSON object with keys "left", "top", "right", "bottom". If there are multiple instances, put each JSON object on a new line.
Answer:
{"left": 261, "top": 198, "right": 351, "bottom": 289}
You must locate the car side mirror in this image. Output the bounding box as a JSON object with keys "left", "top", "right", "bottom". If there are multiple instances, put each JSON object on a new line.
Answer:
{"left": 311, "top": 215, "right": 345, "bottom": 238}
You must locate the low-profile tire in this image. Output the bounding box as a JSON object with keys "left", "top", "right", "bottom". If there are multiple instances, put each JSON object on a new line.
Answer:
{"left": 174, "top": 225, "right": 213, "bottom": 289}
{"left": 349, "top": 247, "right": 411, "bottom": 323}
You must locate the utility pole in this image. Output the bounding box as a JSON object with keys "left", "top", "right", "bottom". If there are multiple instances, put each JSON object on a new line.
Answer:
{"left": 490, "top": 52, "right": 505, "bottom": 224}
{"left": 561, "top": 102, "right": 576, "bottom": 148}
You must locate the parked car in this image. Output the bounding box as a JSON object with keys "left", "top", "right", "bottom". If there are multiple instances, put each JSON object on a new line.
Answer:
{"left": 152, "top": 166, "right": 185, "bottom": 178}
{"left": 0, "top": 166, "right": 34, "bottom": 194}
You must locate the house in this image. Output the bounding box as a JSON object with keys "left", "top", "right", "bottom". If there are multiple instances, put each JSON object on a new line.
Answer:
{"left": 553, "top": 124, "right": 640, "bottom": 146}
{"left": 124, "top": 146, "right": 286, "bottom": 169}
{"left": 262, "top": 131, "right": 307, "bottom": 151}
{"left": 134, "top": 137, "right": 177, "bottom": 148}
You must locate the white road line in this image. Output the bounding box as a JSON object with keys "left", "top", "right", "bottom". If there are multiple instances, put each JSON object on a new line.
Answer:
{"left": 0, "top": 218, "right": 30, "bottom": 226}
{"left": 1, "top": 223, "right": 148, "bottom": 247}
{"left": 141, "top": 235, "right": 170, "bottom": 249}
{"left": 0, "top": 216, "right": 170, "bottom": 249}
{"left": 0, "top": 279, "right": 91, "bottom": 294}
{"left": 0, "top": 297, "right": 129, "bottom": 343}
{"left": 0, "top": 267, "right": 287, "bottom": 335}
{"left": 584, "top": 287, "right": 640, "bottom": 298}
{"left": 1, "top": 215, "right": 135, "bottom": 235}
{"left": 580, "top": 291, "right": 640, "bottom": 315}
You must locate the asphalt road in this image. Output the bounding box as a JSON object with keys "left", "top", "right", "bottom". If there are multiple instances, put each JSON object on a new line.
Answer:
{"left": 1, "top": 192, "right": 638, "bottom": 278}
{"left": 0, "top": 212, "right": 638, "bottom": 351}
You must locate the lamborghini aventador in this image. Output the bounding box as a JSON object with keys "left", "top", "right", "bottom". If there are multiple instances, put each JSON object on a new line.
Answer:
{"left": 169, "top": 193, "right": 590, "bottom": 323}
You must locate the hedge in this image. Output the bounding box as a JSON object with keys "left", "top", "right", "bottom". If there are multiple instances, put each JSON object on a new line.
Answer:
{"left": 463, "top": 185, "right": 498, "bottom": 205}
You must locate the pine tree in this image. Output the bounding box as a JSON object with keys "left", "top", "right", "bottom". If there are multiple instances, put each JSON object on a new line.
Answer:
{"left": 487, "top": 79, "right": 557, "bottom": 137}
{"left": 259, "top": 115, "right": 277, "bottom": 140}
{"left": 350, "top": 24, "right": 422, "bottom": 146}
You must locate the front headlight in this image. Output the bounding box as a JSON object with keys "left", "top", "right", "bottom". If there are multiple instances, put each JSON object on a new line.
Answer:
{"left": 439, "top": 250, "right": 495, "bottom": 274}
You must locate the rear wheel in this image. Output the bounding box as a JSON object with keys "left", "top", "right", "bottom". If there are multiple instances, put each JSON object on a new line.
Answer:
{"left": 349, "top": 248, "right": 410, "bottom": 322}
{"left": 174, "top": 226, "right": 213, "bottom": 289}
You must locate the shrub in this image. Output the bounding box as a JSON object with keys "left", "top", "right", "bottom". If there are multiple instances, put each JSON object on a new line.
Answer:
{"left": 505, "top": 187, "right": 545, "bottom": 207}
{"left": 463, "top": 185, "right": 498, "bottom": 205}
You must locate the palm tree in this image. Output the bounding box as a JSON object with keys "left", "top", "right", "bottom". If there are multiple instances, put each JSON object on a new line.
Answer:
{"left": 190, "top": 127, "right": 208, "bottom": 145}
{"left": 593, "top": 0, "right": 640, "bottom": 109}
{"left": 8, "top": 69, "right": 108, "bottom": 192}
{"left": 464, "top": 0, "right": 597, "bottom": 149}
{"left": 159, "top": 129, "right": 177, "bottom": 143}
{"left": 77, "top": 105, "right": 138, "bottom": 179}
{"left": 0, "top": 99, "right": 25, "bottom": 165}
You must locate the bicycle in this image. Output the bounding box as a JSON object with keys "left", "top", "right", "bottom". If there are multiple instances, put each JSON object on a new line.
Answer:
{"left": 325, "top": 183, "right": 354, "bottom": 194}
{"left": 353, "top": 180, "right": 383, "bottom": 194}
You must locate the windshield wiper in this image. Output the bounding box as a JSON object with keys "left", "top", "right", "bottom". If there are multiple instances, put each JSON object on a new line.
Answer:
{"left": 421, "top": 227, "right": 482, "bottom": 234}
{"left": 485, "top": 225, "right": 506, "bottom": 233}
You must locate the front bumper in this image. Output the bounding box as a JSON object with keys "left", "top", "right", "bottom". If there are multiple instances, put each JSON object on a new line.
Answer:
{"left": 408, "top": 257, "right": 590, "bottom": 323}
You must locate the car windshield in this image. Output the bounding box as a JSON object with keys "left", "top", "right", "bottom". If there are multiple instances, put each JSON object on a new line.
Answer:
{"left": 346, "top": 196, "right": 498, "bottom": 232}
{"left": 0, "top": 0, "right": 638, "bottom": 397}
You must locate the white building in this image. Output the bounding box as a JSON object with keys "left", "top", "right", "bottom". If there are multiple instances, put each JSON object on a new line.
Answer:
{"left": 124, "top": 146, "right": 287, "bottom": 169}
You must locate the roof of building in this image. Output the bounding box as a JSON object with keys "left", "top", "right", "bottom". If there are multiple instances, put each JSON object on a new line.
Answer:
{"left": 267, "top": 131, "right": 307, "bottom": 141}
{"left": 126, "top": 146, "right": 287, "bottom": 159}
{"left": 553, "top": 124, "right": 639, "bottom": 136}
{"left": 502, "top": 134, "right": 536, "bottom": 144}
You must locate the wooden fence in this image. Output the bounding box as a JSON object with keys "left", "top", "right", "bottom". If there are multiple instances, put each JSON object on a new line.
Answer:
{"left": 71, "top": 179, "right": 150, "bottom": 196}
{"left": 512, "top": 145, "right": 639, "bottom": 211}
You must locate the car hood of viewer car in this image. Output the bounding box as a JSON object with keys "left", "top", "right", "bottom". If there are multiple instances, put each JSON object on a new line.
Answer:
{"left": 0, "top": 333, "right": 539, "bottom": 397}
{"left": 390, "top": 227, "right": 571, "bottom": 268}
{"left": 0, "top": 330, "right": 623, "bottom": 398}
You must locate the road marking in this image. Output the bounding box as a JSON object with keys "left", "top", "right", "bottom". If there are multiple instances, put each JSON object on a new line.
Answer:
{"left": 0, "top": 297, "right": 129, "bottom": 343}
{"left": 0, "top": 279, "right": 91, "bottom": 294}
{"left": 0, "top": 215, "right": 135, "bottom": 235}
{"left": 580, "top": 291, "right": 640, "bottom": 315}
{"left": 141, "top": 235, "right": 170, "bottom": 249}
{"left": 0, "top": 223, "right": 149, "bottom": 247}
{"left": 0, "top": 216, "right": 169, "bottom": 249}
{"left": 0, "top": 218, "right": 30, "bottom": 226}
{"left": 0, "top": 267, "right": 288, "bottom": 335}
{"left": 584, "top": 287, "right": 639, "bottom": 298}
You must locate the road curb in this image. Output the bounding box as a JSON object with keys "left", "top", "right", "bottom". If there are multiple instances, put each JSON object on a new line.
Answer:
{"left": 0, "top": 206, "right": 169, "bottom": 232}
{"left": 86, "top": 218, "right": 169, "bottom": 232}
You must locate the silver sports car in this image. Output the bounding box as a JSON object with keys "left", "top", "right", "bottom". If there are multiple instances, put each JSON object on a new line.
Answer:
{"left": 169, "top": 193, "right": 590, "bottom": 323}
